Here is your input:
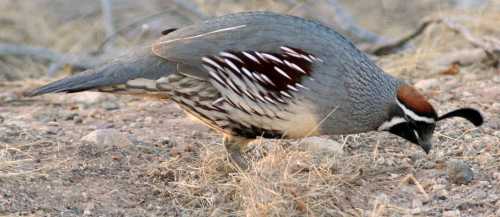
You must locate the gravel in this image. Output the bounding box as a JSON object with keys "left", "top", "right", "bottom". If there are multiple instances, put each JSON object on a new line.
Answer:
{"left": 446, "top": 159, "right": 474, "bottom": 185}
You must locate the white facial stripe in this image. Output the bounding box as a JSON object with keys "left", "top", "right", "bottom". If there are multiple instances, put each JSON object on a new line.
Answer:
{"left": 413, "top": 130, "right": 420, "bottom": 140}
{"left": 378, "top": 117, "right": 406, "bottom": 131}
{"left": 396, "top": 100, "right": 435, "bottom": 123}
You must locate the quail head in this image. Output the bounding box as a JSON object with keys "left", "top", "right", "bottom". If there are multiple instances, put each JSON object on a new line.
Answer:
{"left": 28, "top": 12, "right": 483, "bottom": 168}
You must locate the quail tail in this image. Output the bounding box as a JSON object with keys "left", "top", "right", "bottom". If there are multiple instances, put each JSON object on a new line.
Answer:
{"left": 27, "top": 47, "right": 175, "bottom": 96}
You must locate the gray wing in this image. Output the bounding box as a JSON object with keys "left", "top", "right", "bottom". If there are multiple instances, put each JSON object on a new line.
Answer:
{"left": 151, "top": 11, "right": 357, "bottom": 79}
{"left": 148, "top": 12, "right": 385, "bottom": 138}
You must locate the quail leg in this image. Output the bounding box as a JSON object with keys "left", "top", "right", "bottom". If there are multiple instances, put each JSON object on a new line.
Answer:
{"left": 223, "top": 135, "right": 252, "bottom": 170}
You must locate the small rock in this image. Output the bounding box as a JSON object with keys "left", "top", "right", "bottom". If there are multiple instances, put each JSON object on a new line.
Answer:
{"left": 102, "top": 101, "right": 119, "bottom": 110}
{"left": 95, "top": 123, "right": 114, "bottom": 129}
{"left": 298, "top": 137, "right": 343, "bottom": 155}
{"left": 83, "top": 202, "right": 95, "bottom": 216}
{"left": 144, "top": 116, "right": 154, "bottom": 124}
{"left": 493, "top": 172, "right": 500, "bottom": 182}
{"left": 74, "top": 117, "right": 84, "bottom": 124}
{"left": 160, "top": 137, "right": 176, "bottom": 147}
{"left": 69, "top": 92, "right": 109, "bottom": 105}
{"left": 447, "top": 160, "right": 474, "bottom": 185}
{"left": 45, "top": 127, "right": 58, "bottom": 135}
{"left": 64, "top": 113, "right": 79, "bottom": 121}
{"left": 47, "top": 121, "right": 59, "bottom": 126}
{"left": 81, "top": 129, "right": 132, "bottom": 147}
{"left": 433, "top": 184, "right": 446, "bottom": 191}
{"left": 492, "top": 102, "right": 500, "bottom": 110}
{"left": 478, "top": 180, "right": 490, "bottom": 186}
{"left": 414, "top": 78, "right": 439, "bottom": 90}
{"left": 191, "top": 131, "right": 203, "bottom": 138}
{"left": 434, "top": 189, "right": 448, "bottom": 201}
{"left": 443, "top": 209, "right": 460, "bottom": 217}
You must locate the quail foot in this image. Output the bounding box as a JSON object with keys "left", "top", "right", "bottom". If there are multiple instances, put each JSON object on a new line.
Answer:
{"left": 28, "top": 12, "right": 483, "bottom": 169}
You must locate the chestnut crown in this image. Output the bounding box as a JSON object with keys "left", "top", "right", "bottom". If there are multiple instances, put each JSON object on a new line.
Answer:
{"left": 378, "top": 84, "right": 483, "bottom": 153}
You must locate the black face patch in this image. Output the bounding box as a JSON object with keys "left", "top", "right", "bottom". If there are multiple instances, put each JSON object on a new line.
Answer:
{"left": 388, "top": 120, "right": 435, "bottom": 153}
{"left": 389, "top": 122, "right": 418, "bottom": 145}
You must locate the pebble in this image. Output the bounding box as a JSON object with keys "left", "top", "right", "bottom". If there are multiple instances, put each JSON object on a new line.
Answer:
{"left": 434, "top": 189, "right": 448, "bottom": 200}
{"left": 414, "top": 78, "right": 439, "bottom": 90}
{"left": 491, "top": 102, "right": 500, "bottom": 110}
{"left": 160, "top": 137, "right": 176, "bottom": 147}
{"left": 102, "top": 101, "right": 120, "bottom": 110}
{"left": 443, "top": 209, "right": 460, "bottom": 217}
{"left": 493, "top": 172, "right": 500, "bottom": 182}
{"left": 297, "top": 137, "right": 343, "bottom": 155}
{"left": 433, "top": 184, "right": 446, "bottom": 191}
{"left": 69, "top": 92, "right": 109, "bottom": 105}
{"left": 478, "top": 180, "right": 490, "bottom": 186}
{"left": 169, "top": 143, "right": 195, "bottom": 157}
{"left": 47, "top": 121, "right": 59, "bottom": 126}
{"left": 64, "top": 113, "right": 79, "bottom": 121}
{"left": 144, "top": 116, "right": 154, "bottom": 124}
{"left": 83, "top": 202, "right": 95, "bottom": 216}
{"left": 81, "top": 129, "right": 132, "bottom": 147}
{"left": 447, "top": 160, "right": 474, "bottom": 185}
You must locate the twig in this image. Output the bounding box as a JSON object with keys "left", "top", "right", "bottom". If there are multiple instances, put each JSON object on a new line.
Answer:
{"left": 431, "top": 48, "right": 487, "bottom": 67}
{"left": 100, "top": 0, "right": 115, "bottom": 51}
{"left": 326, "top": 0, "right": 387, "bottom": 44}
{"left": 367, "top": 18, "right": 437, "bottom": 56}
{"left": 442, "top": 18, "right": 500, "bottom": 64}
{"left": 96, "top": 10, "right": 177, "bottom": 53}
{"left": 400, "top": 174, "right": 430, "bottom": 200}
{"left": 47, "top": 61, "right": 66, "bottom": 77}
{"left": 0, "top": 43, "right": 104, "bottom": 69}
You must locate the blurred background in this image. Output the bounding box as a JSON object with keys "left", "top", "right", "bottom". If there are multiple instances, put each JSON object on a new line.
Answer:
{"left": 0, "top": 0, "right": 496, "bottom": 80}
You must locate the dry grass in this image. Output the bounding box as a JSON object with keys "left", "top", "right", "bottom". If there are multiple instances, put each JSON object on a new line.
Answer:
{"left": 1, "top": 1, "right": 499, "bottom": 216}
{"left": 381, "top": 5, "right": 500, "bottom": 78}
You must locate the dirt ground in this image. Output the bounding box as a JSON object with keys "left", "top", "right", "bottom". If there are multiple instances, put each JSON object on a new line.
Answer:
{"left": 1, "top": 1, "right": 500, "bottom": 217}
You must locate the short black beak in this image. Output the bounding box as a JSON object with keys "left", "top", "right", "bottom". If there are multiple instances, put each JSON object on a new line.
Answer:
{"left": 419, "top": 140, "right": 432, "bottom": 154}
{"left": 416, "top": 130, "right": 433, "bottom": 154}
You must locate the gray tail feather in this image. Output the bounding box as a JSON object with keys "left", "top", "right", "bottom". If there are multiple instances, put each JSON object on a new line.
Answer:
{"left": 27, "top": 48, "right": 175, "bottom": 97}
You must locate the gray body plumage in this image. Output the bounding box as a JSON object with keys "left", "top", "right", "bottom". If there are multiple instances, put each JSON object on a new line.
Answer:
{"left": 30, "top": 11, "right": 402, "bottom": 138}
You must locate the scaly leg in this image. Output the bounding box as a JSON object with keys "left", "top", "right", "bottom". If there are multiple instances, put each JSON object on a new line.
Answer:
{"left": 223, "top": 135, "right": 253, "bottom": 169}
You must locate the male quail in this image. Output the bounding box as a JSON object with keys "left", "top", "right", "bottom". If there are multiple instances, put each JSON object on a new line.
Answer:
{"left": 29, "top": 12, "right": 483, "bottom": 168}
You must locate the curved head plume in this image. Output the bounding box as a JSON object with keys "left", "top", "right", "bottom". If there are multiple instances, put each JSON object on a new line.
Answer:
{"left": 378, "top": 84, "right": 483, "bottom": 153}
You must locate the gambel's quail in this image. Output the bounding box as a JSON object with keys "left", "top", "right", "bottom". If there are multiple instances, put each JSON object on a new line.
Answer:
{"left": 28, "top": 12, "right": 483, "bottom": 168}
